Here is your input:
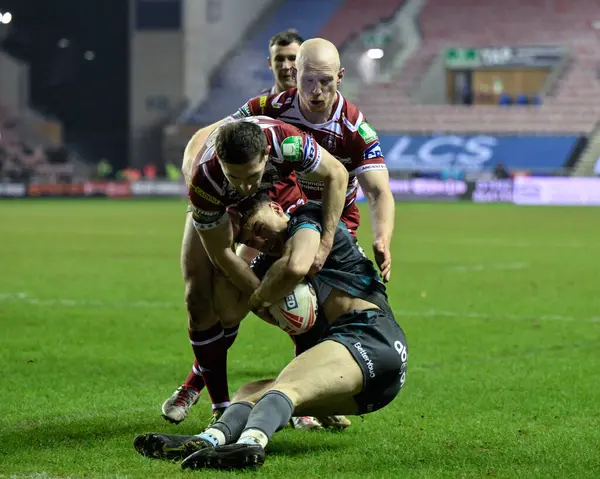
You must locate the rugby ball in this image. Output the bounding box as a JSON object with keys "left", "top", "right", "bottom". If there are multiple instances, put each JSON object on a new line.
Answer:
{"left": 268, "top": 280, "right": 318, "bottom": 335}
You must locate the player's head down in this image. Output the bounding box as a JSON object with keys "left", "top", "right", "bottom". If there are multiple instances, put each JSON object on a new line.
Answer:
{"left": 235, "top": 193, "right": 289, "bottom": 255}
{"left": 295, "top": 38, "right": 344, "bottom": 114}
{"left": 269, "top": 29, "right": 303, "bottom": 92}
{"left": 215, "top": 121, "right": 270, "bottom": 196}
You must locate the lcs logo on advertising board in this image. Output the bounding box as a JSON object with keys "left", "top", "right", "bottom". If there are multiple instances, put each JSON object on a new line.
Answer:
{"left": 384, "top": 135, "right": 498, "bottom": 170}
{"left": 380, "top": 134, "right": 581, "bottom": 172}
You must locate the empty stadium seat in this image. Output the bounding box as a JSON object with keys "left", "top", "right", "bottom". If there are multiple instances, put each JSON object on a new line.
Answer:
{"left": 317, "top": 0, "right": 406, "bottom": 48}
{"left": 187, "top": 0, "right": 344, "bottom": 124}
{"left": 354, "top": 0, "right": 600, "bottom": 134}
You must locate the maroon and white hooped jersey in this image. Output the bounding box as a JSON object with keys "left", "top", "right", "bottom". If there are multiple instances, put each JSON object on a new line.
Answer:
{"left": 232, "top": 88, "right": 386, "bottom": 215}
{"left": 188, "top": 116, "right": 319, "bottom": 230}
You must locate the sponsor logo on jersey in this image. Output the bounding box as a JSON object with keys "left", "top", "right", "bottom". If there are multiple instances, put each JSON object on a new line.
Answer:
{"left": 297, "top": 178, "right": 324, "bottom": 189}
{"left": 303, "top": 137, "right": 317, "bottom": 164}
{"left": 364, "top": 141, "right": 383, "bottom": 160}
{"left": 237, "top": 103, "right": 252, "bottom": 117}
{"left": 191, "top": 185, "right": 223, "bottom": 205}
{"left": 192, "top": 206, "right": 222, "bottom": 221}
{"left": 259, "top": 95, "right": 268, "bottom": 113}
{"left": 281, "top": 136, "right": 303, "bottom": 162}
{"left": 358, "top": 122, "right": 378, "bottom": 143}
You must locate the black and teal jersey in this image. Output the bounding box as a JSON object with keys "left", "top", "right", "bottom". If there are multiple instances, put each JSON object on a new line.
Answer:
{"left": 286, "top": 203, "right": 390, "bottom": 313}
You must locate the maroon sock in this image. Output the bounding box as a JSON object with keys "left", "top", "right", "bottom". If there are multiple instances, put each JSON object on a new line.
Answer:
{"left": 183, "top": 360, "right": 206, "bottom": 392}
{"left": 189, "top": 323, "right": 231, "bottom": 410}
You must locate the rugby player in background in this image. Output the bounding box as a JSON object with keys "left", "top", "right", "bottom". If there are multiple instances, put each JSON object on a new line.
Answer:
{"left": 263, "top": 29, "right": 303, "bottom": 95}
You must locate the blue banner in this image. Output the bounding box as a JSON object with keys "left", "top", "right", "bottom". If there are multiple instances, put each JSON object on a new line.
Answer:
{"left": 378, "top": 134, "right": 582, "bottom": 172}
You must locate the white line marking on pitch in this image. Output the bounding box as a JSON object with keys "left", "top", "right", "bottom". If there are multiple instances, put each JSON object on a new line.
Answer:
{"left": 1, "top": 292, "right": 598, "bottom": 324}
{"left": 448, "top": 262, "right": 529, "bottom": 272}
{"left": 410, "top": 237, "right": 600, "bottom": 249}
{"left": 393, "top": 309, "right": 600, "bottom": 323}
{"left": 0, "top": 292, "right": 177, "bottom": 309}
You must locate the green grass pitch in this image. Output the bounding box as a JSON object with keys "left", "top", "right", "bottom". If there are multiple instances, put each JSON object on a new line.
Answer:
{"left": 1, "top": 199, "right": 599, "bottom": 478}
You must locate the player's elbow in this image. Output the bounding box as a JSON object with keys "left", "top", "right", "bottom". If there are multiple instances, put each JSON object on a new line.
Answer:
{"left": 283, "top": 255, "right": 311, "bottom": 280}
{"left": 208, "top": 248, "right": 233, "bottom": 276}
{"left": 328, "top": 161, "right": 349, "bottom": 185}
{"left": 364, "top": 182, "right": 392, "bottom": 204}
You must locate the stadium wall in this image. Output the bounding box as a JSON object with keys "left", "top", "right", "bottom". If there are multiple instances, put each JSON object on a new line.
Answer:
{"left": 129, "top": 0, "right": 185, "bottom": 169}
{"left": 0, "top": 51, "right": 29, "bottom": 113}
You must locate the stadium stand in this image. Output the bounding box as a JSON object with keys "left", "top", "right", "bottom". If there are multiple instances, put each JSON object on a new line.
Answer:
{"left": 0, "top": 103, "right": 74, "bottom": 183}
{"left": 354, "top": 0, "right": 600, "bottom": 134}
{"left": 187, "top": 0, "right": 344, "bottom": 123}
{"left": 317, "top": 0, "right": 406, "bottom": 49}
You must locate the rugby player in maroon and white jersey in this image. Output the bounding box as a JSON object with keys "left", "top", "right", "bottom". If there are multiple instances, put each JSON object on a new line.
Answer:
{"left": 163, "top": 116, "right": 347, "bottom": 427}
{"left": 160, "top": 29, "right": 307, "bottom": 428}
{"left": 263, "top": 29, "right": 303, "bottom": 95}
{"left": 233, "top": 39, "right": 394, "bottom": 280}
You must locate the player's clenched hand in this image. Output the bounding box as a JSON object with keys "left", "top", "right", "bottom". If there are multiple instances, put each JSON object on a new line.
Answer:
{"left": 249, "top": 291, "right": 277, "bottom": 326}
{"left": 254, "top": 307, "right": 278, "bottom": 326}
{"left": 373, "top": 239, "right": 391, "bottom": 283}
{"left": 308, "top": 240, "right": 333, "bottom": 276}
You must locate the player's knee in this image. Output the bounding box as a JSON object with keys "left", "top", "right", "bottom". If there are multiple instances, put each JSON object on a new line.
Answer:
{"left": 268, "top": 382, "right": 302, "bottom": 408}
{"left": 232, "top": 379, "right": 275, "bottom": 404}
{"left": 215, "top": 304, "right": 244, "bottom": 328}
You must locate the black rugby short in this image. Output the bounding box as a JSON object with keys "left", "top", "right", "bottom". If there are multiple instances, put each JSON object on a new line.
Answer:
{"left": 323, "top": 308, "right": 408, "bottom": 415}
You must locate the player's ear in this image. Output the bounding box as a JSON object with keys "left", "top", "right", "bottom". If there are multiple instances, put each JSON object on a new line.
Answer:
{"left": 271, "top": 202, "right": 284, "bottom": 216}
{"left": 264, "top": 144, "right": 271, "bottom": 158}
{"left": 268, "top": 56, "right": 273, "bottom": 71}
{"left": 291, "top": 66, "right": 297, "bottom": 82}
{"left": 337, "top": 68, "right": 345, "bottom": 85}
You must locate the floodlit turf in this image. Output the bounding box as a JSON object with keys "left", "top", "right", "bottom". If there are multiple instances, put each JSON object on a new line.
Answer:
{"left": 1, "top": 199, "right": 599, "bottom": 478}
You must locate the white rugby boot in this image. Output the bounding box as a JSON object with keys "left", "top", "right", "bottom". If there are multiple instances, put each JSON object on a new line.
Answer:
{"left": 161, "top": 385, "right": 201, "bottom": 424}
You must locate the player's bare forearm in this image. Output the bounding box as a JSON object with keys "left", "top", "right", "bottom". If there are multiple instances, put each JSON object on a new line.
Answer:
{"left": 212, "top": 249, "right": 261, "bottom": 294}
{"left": 254, "top": 256, "right": 303, "bottom": 306}
{"left": 320, "top": 166, "right": 349, "bottom": 248}
{"left": 366, "top": 187, "right": 395, "bottom": 246}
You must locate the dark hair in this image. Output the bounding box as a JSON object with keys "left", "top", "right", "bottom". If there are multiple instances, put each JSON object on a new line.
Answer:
{"left": 235, "top": 192, "right": 272, "bottom": 230}
{"left": 269, "top": 29, "right": 304, "bottom": 51}
{"left": 214, "top": 121, "right": 267, "bottom": 165}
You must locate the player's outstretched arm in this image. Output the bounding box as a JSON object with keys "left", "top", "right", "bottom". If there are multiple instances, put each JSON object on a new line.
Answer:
{"left": 196, "top": 218, "right": 261, "bottom": 295}
{"left": 300, "top": 148, "right": 348, "bottom": 274}
{"left": 250, "top": 228, "right": 320, "bottom": 309}
{"left": 358, "top": 169, "right": 395, "bottom": 282}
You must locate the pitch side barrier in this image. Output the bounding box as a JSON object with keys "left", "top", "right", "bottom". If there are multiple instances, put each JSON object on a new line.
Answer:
{"left": 2, "top": 178, "right": 600, "bottom": 206}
